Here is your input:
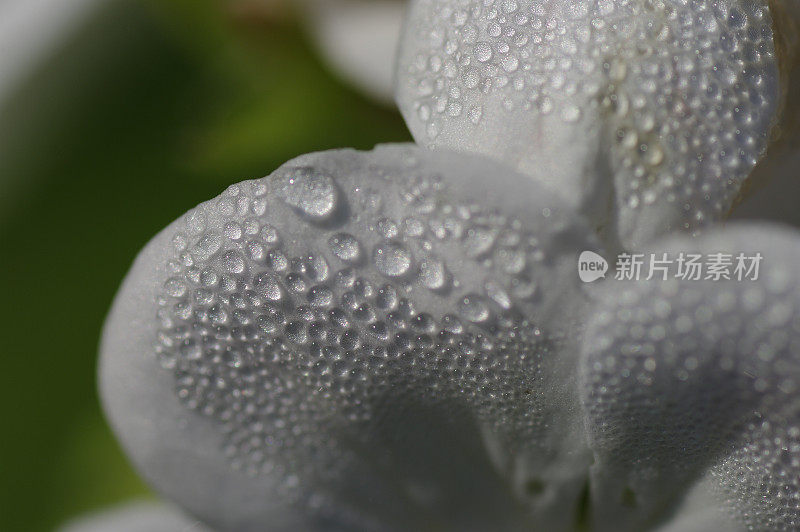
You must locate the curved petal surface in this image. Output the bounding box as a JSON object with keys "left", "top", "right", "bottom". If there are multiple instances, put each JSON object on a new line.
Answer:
{"left": 58, "top": 501, "right": 212, "bottom": 532}
{"left": 302, "top": 0, "right": 406, "bottom": 103}
{"left": 651, "top": 480, "right": 745, "bottom": 532}
{"left": 101, "top": 144, "right": 600, "bottom": 531}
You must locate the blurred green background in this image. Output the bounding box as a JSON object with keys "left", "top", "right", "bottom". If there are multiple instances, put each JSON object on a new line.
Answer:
{"left": 0, "top": 1, "right": 410, "bottom": 529}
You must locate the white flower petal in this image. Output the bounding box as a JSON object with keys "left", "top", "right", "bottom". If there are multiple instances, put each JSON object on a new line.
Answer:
{"left": 580, "top": 223, "right": 800, "bottom": 530}
{"left": 302, "top": 0, "right": 406, "bottom": 103}
{"left": 396, "top": 0, "right": 780, "bottom": 249}
{"left": 730, "top": 0, "right": 800, "bottom": 230}
{"left": 101, "top": 144, "right": 600, "bottom": 530}
{"left": 0, "top": 0, "right": 103, "bottom": 105}
{"left": 58, "top": 501, "right": 212, "bottom": 532}
{"left": 651, "top": 480, "right": 745, "bottom": 532}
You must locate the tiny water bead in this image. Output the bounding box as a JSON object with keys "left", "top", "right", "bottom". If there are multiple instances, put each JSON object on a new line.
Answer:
{"left": 104, "top": 145, "right": 599, "bottom": 530}
{"left": 458, "top": 294, "right": 491, "bottom": 323}
{"left": 328, "top": 233, "right": 362, "bottom": 263}
{"left": 373, "top": 241, "right": 414, "bottom": 278}
{"left": 419, "top": 256, "right": 450, "bottom": 291}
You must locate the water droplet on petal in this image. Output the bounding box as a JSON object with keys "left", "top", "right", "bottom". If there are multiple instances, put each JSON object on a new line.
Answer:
{"left": 419, "top": 257, "right": 450, "bottom": 291}
{"left": 276, "top": 167, "right": 340, "bottom": 222}
{"left": 329, "top": 233, "right": 362, "bottom": 263}
{"left": 221, "top": 251, "right": 245, "bottom": 274}
{"left": 308, "top": 285, "right": 334, "bottom": 308}
{"left": 459, "top": 294, "right": 491, "bottom": 323}
{"left": 464, "top": 226, "right": 497, "bottom": 257}
{"left": 475, "top": 42, "right": 493, "bottom": 62}
{"left": 254, "top": 272, "right": 283, "bottom": 301}
{"left": 193, "top": 232, "right": 221, "bottom": 261}
{"left": 485, "top": 280, "right": 512, "bottom": 309}
{"left": 373, "top": 242, "right": 413, "bottom": 278}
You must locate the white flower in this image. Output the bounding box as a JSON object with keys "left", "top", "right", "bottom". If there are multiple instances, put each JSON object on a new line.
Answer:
{"left": 95, "top": 0, "right": 800, "bottom": 530}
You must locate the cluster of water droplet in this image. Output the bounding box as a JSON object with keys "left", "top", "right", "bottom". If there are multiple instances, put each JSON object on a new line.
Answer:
{"left": 715, "top": 416, "right": 800, "bottom": 530}
{"left": 152, "top": 147, "right": 582, "bottom": 523}
{"left": 603, "top": 0, "right": 777, "bottom": 227}
{"left": 398, "top": 0, "right": 778, "bottom": 236}
{"left": 580, "top": 226, "right": 800, "bottom": 527}
{"left": 401, "top": 0, "right": 596, "bottom": 130}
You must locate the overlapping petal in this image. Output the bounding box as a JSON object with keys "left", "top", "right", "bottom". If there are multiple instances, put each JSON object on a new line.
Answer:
{"left": 101, "top": 144, "right": 602, "bottom": 531}
{"left": 58, "top": 501, "right": 211, "bottom": 532}
{"left": 96, "top": 1, "right": 800, "bottom": 529}
{"left": 396, "top": 0, "right": 781, "bottom": 249}
{"left": 301, "top": 0, "right": 406, "bottom": 103}
{"left": 581, "top": 223, "right": 800, "bottom": 531}
{"left": 0, "top": 0, "right": 104, "bottom": 103}
{"left": 650, "top": 480, "right": 746, "bottom": 532}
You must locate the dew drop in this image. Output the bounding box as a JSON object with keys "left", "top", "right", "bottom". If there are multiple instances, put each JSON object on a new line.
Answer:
{"left": 254, "top": 272, "right": 283, "bottom": 301}
{"left": 376, "top": 285, "right": 399, "bottom": 310}
{"left": 469, "top": 105, "right": 483, "bottom": 124}
{"left": 463, "top": 68, "right": 481, "bottom": 89}
{"left": 308, "top": 285, "right": 334, "bottom": 308}
{"left": 368, "top": 321, "right": 389, "bottom": 340}
{"left": 419, "top": 257, "right": 450, "bottom": 291}
{"left": 329, "top": 233, "right": 362, "bottom": 263}
{"left": 276, "top": 167, "right": 339, "bottom": 222}
{"left": 442, "top": 314, "right": 464, "bottom": 333}
{"left": 464, "top": 226, "right": 497, "bottom": 257}
{"left": 261, "top": 225, "right": 280, "bottom": 247}
{"left": 501, "top": 55, "right": 520, "bottom": 73}
{"left": 475, "top": 42, "right": 493, "bottom": 62}
{"left": 485, "top": 280, "right": 512, "bottom": 309}
{"left": 561, "top": 105, "right": 581, "bottom": 123}
{"left": 459, "top": 294, "right": 491, "bottom": 323}
{"left": 373, "top": 242, "right": 414, "bottom": 278}
{"left": 164, "top": 278, "right": 187, "bottom": 298}
{"left": 193, "top": 232, "right": 221, "bottom": 261}
{"left": 285, "top": 321, "right": 308, "bottom": 344}
{"left": 377, "top": 218, "right": 399, "bottom": 239}
{"left": 221, "top": 251, "right": 245, "bottom": 274}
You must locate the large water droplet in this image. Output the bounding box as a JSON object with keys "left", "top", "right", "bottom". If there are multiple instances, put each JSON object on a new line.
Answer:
{"left": 276, "top": 167, "right": 339, "bottom": 221}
